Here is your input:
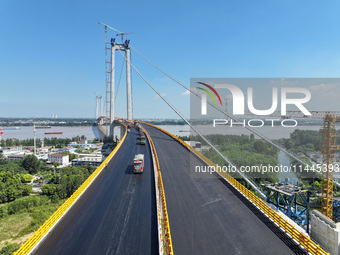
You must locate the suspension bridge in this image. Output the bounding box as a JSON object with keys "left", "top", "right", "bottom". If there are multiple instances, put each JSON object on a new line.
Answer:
{"left": 13, "top": 25, "right": 336, "bottom": 255}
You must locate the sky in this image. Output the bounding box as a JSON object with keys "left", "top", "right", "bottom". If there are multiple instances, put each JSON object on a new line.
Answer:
{"left": 1, "top": 0, "right": 340, "bottom": 119}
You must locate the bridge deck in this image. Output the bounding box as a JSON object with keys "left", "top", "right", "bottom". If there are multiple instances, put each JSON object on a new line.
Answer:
{"left": 34, "top": 128, "right": 158, "bottom": 255}
{"left": 144, "top": 124, "right": 307, "bottom": 255}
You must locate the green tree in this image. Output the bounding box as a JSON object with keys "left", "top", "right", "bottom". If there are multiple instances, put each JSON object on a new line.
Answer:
{"left": 313, "top": 181, "right": 321, "bottom": 193}
{"left": 0, "top": 153, "right": 8, "bottom": 165}
{"left": 21, "top": 174, "right": 33, "bottom": 183}
{"left": 53, "top": 162, "right": 61, "bottom": 167}
{"left": 21, "top": 155, "right": 40, "bottom": 174}
{"left": 253, "top": 140, "right": 268, "bottom": 154}
{"left": 22, "top": 185, "right": 33, "bottom": 196}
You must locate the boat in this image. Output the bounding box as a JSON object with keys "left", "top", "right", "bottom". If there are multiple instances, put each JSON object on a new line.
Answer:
{"left": 36, "top": 126, "right": 51, "bottom": 129}
{"left": 2, "top": 127, "right": 20, "bottom": 130}
{"left": 45, "top": 132, "right": 63, "bottom": 135}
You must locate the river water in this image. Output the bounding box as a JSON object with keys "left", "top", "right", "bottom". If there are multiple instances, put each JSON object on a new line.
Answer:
{"left": 0, "top": 124, "right": 316, "bottom": 183}
{"left": 0, "top": 126, "right": 105, "bottom": 141}
{"left": 0, "top": 124, "right": 324, "bottom": 141}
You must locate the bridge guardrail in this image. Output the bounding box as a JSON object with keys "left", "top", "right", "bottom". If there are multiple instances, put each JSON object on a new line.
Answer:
{"left": 14, "top": 122, "right": 128, "bottom": 255}
{"left": 141, "top": 122, "right": 329, "bottom": 255}
{"left": 140, "top": 125, "right": 173, "bottom": 255}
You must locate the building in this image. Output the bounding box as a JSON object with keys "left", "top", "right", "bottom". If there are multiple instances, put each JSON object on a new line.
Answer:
{"left": 67, "top": 141, "right": 97, "bottom": 150}
{"left": 7, "top": 154, "right": 26, "bottom": 161}
{"left": 0, "top": 146, "right": 24, "bottom": 156}
{"left": 58, "top": 147, "right": 76, "bottom": 154}
{"left": 37, "top": 147, "right": 50, "bottom": 154}
{"left": 72, "top": 155, "right": 102, "bottom": 167}
{"left": 48, "top": 153, "right": 69, "bottom": 166}
{"left": 67, "top": 142, "right": 78, "bottom": 147}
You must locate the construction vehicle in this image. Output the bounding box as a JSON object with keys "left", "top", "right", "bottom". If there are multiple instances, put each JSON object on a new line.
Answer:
{"left": 140, "top": 135, "right": 146, "bottom": 145}
{"left": 133, "top": 154, "right": 144, "bottom": 173}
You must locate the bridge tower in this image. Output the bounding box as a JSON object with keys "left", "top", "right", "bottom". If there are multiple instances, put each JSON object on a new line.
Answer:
{"left": 110, "top": 38, "right": 132, "bottom": 136}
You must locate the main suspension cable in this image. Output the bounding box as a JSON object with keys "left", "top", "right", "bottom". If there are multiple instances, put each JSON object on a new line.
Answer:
{"left": 130, "top": 47, "right": 312, "bottom": 169}
{"left": 118, "top": 50, "right": 266, "bottom": 198}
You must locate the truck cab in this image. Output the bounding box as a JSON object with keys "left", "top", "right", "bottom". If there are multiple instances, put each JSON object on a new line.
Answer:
{"left": 133, "top": 154, "right": 144, "bottom": 173}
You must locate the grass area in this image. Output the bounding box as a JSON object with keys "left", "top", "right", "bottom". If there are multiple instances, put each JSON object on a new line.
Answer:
{"left": 0, "top": 213, "right": 31, "bottom": 247}
{"left": 0, "top": 199, "right": 65, "bottom": 254}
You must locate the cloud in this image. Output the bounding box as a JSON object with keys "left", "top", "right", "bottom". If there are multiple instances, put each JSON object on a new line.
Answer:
{"left": 181, "top": 90, "right": 190, "bottom": 96}
{"left": 181, "top": 88, "right": 198, "bottom": 96}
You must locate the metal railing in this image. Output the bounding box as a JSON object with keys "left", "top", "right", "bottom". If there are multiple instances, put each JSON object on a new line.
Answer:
{"left": 14, "top": 122, "right": 128, "bottom": 255}
{"left": 141, "top": 125, "right": 174, "bottom": 255}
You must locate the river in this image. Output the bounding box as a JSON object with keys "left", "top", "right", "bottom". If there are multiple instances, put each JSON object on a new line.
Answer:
{"left": 0, "top": 124, "right": 310, "bottom": 183}
{"left": 0, "top": 124, "right": 324, "bottom": 141}
{"left": 0, "top": 126, "right": 105, "bottom": 141}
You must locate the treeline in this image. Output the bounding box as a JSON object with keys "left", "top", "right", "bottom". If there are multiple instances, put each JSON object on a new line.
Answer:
{"left": 0, "top": 171, "right": 33, "bottom": 203}
{"left": 41, "top": 165, "right": 95, "bottom": 201}
{"left": 0, "top": 135, "right": 87, "bottom": 148}
{"left": 0, "top": 195, "right": 50, "bottom": 218}
{"left": 0, "top": 153, "right": 96, "bottom": 205}
{"left": 283, "top": 129, "right": 340, "bottom": 154}
{"left": 282, "top": 130, "right": 322, "bottom": 153}
{"left": 190, "top": 134, "right": 279, "bottom": 182}
{"left": 145, "top": 120, "right": 185, "bottom": 125}
{"left": 0, "top": 118, "right": 95, "bottom": 127}
{"left": 0, "top": 154, "right": 47, "bottom": 203}
{"left": 0, "top": 154, "right": 46, "bottom": 175}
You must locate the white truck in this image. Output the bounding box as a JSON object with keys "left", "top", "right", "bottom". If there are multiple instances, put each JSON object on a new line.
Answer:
{"left": 133, "top": 154, "right": 144, "bottom": 173}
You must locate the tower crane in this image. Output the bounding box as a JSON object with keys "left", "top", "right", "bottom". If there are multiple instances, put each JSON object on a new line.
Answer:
{"left": 274, "top": 111, "right": 340, "bottom": 219}
{"left": 116, "top": 32, "right": 134, "bottom": 44}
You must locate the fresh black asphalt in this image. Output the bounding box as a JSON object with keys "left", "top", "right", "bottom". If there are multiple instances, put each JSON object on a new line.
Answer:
{"left": 33, "top": 124, "right": 307, "bottom": 255}
{"left": 143, "top": 124, "right": 307, "bottom": 255}
{"left": 34, "top": 128, "right": 158, "bottom": 255}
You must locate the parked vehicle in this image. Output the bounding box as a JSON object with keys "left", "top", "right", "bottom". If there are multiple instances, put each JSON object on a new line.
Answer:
{"left": 133, "top": 154, "right": 144, "bottom": 173}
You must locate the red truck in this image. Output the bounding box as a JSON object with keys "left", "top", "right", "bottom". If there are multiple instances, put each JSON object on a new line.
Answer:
{"left": 133, "top": 154, "right": 144, "bottom": 173}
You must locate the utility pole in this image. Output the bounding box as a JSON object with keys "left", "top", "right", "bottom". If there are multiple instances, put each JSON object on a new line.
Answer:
{"left": 0, "top": 128, "right": 3, "bottom": 148}
{"left": 33, "top": 124, "right": 36, "bottom": 156}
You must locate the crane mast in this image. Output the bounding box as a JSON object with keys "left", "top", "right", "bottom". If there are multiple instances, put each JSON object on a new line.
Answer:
{"left": 269, "top": 110, "right": 340, "bottom": 219}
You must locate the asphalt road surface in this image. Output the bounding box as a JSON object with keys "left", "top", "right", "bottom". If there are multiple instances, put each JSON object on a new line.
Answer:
{"left": 34, "top": 128, "right": 158, "bottom": 255}
{"left": 143, "top": 124, "right": 307, "bottom": 255}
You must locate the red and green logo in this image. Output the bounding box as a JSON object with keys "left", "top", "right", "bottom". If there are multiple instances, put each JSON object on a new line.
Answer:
{"left": 197, "top": 82, "right": 222, "bottom": 106}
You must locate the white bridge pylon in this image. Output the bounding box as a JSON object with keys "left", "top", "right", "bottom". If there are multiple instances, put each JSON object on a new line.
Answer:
{"left": 110, "top": 38, "right": 132, "bottom": 137}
